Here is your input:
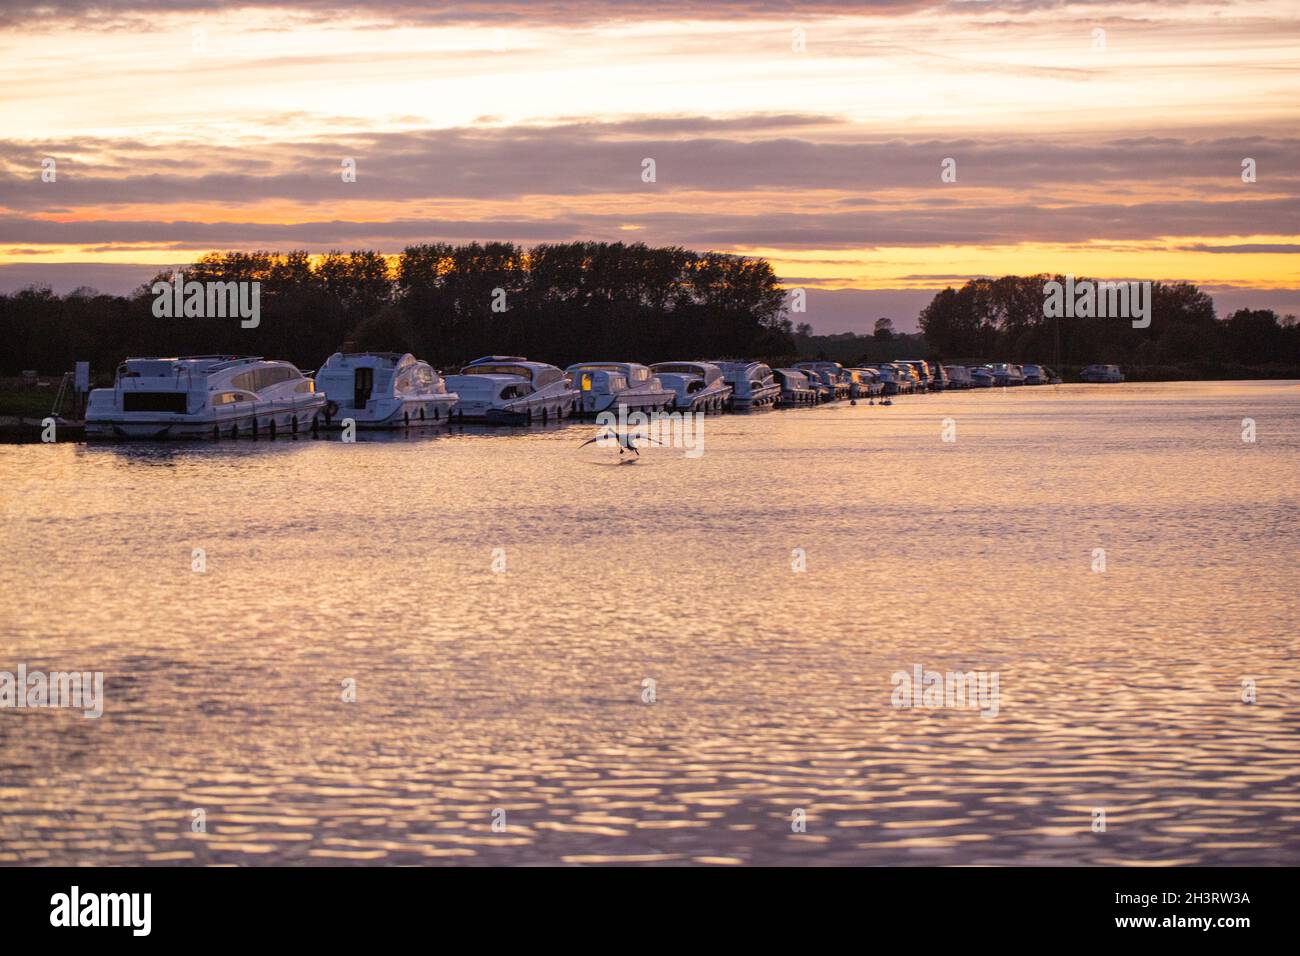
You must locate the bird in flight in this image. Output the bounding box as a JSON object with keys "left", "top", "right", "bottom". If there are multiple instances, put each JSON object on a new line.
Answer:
{"left": 578, "top": 428, "right": 665, "bottom": 457}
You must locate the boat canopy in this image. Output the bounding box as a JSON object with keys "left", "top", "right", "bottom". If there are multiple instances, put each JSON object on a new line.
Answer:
{"left": 459, "top": 361, "right": 564, "bottom": 389}
{"left": 568, "top": 362, "right": 653, "bottom": 384}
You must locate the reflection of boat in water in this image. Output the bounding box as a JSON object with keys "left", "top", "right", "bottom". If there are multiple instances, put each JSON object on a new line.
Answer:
{"left": 316, "top": 352, "right": 458, "bottom": 428}
{"left": 85, "top": 355, "right": 325, "bottom": 439}
{"left": 649, "top": 361, "right": 732, "bottom": 413}
{"left": 566, "top": 361, "right": 675, "bottom": 417}
{"left": 444, "top": 356, "right": 576, "bottom": 424}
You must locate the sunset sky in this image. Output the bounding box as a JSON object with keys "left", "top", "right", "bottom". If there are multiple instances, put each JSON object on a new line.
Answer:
{"left": 2, "top": 0, "right": 1297, "bottom": 331}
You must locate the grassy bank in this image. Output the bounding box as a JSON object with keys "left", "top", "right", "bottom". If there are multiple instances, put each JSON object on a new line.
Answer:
{"left": 0, "top": 380, "right": 63, "bottom": 418}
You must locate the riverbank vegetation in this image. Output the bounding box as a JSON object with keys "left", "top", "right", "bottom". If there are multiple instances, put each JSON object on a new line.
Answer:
{"left": 918, "top": 275, "right": 1299, "bottom": 374}
{"left": 1, "top": 255, "right": 1296, "bottom": 394}
{"left": 0, "top": 243, "right": 794, "bottom": 382}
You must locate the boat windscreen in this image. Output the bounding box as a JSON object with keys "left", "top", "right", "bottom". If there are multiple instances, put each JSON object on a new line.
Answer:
{"left": 463, "top": 364, "right": 532, "bottom": 380}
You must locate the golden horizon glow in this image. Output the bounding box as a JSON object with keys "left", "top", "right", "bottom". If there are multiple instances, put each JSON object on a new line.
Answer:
{"left": 2, "top": 1, "right": 1298, "bottom": 325}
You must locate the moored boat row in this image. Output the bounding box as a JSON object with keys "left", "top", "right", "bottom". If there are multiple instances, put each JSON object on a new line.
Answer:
{"left": 81, "top": 350, "right": 1121, "bottom": 439}
{"left": 940, "top": 362, "right": 1068, "bottom": 388}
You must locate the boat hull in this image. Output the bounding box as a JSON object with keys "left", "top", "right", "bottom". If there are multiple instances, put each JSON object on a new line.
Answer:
{"left": 86, "top": 398, "right": 326, "bottom": 439}
{"left": 777, "top": 388, "right": 818, "bottom": 407}
{"left": 574, "top": 390, "right": 674, "bottom": 419}
{"left": 324, "top": 395, "right": 458, "bottom": 429}
{"left": 730, "top": 384, "right": 781, "bottom": 410}
{"left": 669, "top": 383, "right": 733, "bottom": 413}
{"left": 452, "top": 392, "right": 576, "bottom": 424}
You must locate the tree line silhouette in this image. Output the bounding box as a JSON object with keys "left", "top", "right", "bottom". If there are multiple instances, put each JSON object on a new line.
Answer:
{"left": 919, "top": 275, "right": 1299, "bottom": 372}
{"left": 3, "top": 256, "right": 1297, "bottom": 380}
{"left": 0, "top": 243, "right": 795, "bottom": 379}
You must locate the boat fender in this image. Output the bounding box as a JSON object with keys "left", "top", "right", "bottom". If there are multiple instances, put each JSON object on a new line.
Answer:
{"left": 325, "top": 400, "right": 339, "bottom": 422}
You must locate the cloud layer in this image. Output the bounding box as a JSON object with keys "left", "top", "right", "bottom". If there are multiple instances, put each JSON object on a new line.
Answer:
{"left": 2, "top": 0, "right": 1296, "bottom": 330}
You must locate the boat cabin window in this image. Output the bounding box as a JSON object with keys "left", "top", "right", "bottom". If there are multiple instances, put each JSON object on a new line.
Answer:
{"left": 123, "top": 392, "right": 188, "bottom": 413}
{"left": 574, "top": 363, "right": 622, "bottom": 374}
{"left": 630, "top": 367, "right": 649, "bottom": 383}
{"left": 230, "top": 365, "right": 300, "bottom": 393}
{"left": 396, "top": 367, "right": 431, "bottom": 393}
{"left": 466, "top": 364, "right": 532, "bottom": 380}
{"left": 500, "top": 383, "right": 533, "bottom": 400}
{"left": 212, "top": 391, "right": 254, "bottom": 405}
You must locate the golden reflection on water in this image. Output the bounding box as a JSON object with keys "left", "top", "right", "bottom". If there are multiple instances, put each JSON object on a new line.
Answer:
{"left": 1, "top": 381, "right": 1297, "bottom": 865}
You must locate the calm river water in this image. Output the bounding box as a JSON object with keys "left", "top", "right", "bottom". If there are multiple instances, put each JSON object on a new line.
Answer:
{"left": 1, "top": 380, "right": 1297, "bottom": 865}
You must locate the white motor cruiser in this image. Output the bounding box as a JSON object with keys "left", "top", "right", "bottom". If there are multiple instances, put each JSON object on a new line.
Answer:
{"left": 85, "top": 355, "right": 325, "bottom": 439}
{"left": 773, "top": 368, "right": 819, "bottom": 406}
{"left": 793, "top": 361, "right": 851, "bottom": 401}
{"left": 316, "top": 352, "right": 458, "bottom": 428}
{"left": 566, "top": 361, "right": 675, "bottom": 417}
{"left": 712, "top": 361, "right": 781, "bottom": 410}
{"left": 1080, "top": 364, "right": 1125, "bottom": 383}
{"left": 649, "top": 361, "right": 733, "bottom": 413}
{"left": 444, "top": 356, "right": 576, "bottom": 424}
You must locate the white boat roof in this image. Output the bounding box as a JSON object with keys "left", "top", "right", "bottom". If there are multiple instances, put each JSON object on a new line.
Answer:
{"left": 565, "top": 361, "right": 650, "bottom": 374}
{"left": 650, "top": 361, "right": 718, "bottom": 374}
{"left": 464, "top": 355, "right": 558, "bottom": 370}
{"left": 119, "top": 355, "right": 266, "bottom": 376}
{"left": 459, "top": 358, "right": 563, "bottom": 381}
{"left": 320, "top": 351, "right": 419, "bottom": 370}
{"left": 461, "top": 356, "right": 563, "bottom": 376}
